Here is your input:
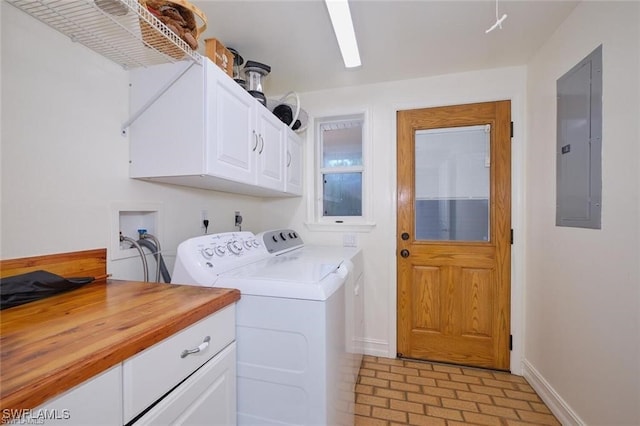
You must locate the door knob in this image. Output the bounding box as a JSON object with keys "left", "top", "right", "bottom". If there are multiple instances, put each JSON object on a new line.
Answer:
{"left": 401, "top": 232, "right": 410, "bottom": 240}
{"left": 400, "top": 249, "right": 410, "bottom": 258}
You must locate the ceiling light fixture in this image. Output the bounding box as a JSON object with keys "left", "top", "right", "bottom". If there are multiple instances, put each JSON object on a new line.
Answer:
{"left": 325, "top": 0, "right": 361, "bottom": 68}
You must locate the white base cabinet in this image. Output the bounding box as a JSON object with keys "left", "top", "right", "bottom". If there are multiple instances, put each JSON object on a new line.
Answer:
{"left": 33, "top": 305, "right": 237, "bottom": 426}
{"left": 35, "top": 366, "right": 123, "bottom": 425}
{"left": 123, "top": 305, "right": 235, "bottom": 422}
{"left": 129, "top": 58, "right": 302, "bottom": 198}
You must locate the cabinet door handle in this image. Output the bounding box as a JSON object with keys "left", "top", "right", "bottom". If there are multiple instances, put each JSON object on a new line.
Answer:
{"left": 180, "top": 336, "right": 210, "bottom": 358}
{"left": 252, "top": 131, "right": 258, "bottom": 152}
{"left": 287, "top": 150, "right": 292, "bottom": 167}
{"left": 258, "top": 135, "right": 265, "bottom": 154}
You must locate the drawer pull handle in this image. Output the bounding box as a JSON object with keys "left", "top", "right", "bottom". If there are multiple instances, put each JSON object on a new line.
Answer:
{"left": 181, "top": 336, "right": 211, "bottom": 358}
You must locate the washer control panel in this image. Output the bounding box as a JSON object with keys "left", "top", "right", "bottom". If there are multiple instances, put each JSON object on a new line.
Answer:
{"left": 173, "top": 230, "right": 306, "bottom": 285}
{"left": 259, "top": 229, "right": 304, "bottom": 254}
{"left": 181, "top": 232, "right": 267, "bottom": 273}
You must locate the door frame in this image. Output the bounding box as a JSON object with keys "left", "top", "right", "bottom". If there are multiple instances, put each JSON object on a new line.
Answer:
{"left": 388, "top": 98, "right": 524, "bottom": 375}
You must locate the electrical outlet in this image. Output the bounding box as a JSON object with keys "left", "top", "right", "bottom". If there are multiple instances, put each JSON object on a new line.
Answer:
{"left": 235, "top": 211, "right": 242, "bottom": 228}
{"left": 201, "top": 210, "right": 210, "bottom": 234}
{"left": 201, "top": 210, "right": 208, "bottom": 229}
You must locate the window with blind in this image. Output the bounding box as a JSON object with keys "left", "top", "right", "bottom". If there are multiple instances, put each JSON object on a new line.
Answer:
{"left": 316, "top": 114, "right": 365, "bottom": 221}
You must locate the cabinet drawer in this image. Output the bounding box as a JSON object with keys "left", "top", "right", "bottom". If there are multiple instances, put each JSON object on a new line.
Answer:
{"left": 123, "top": 305, "right": 235, "bottom": 423}
{"left": 134, "top": 342, "right": 236, "bottom": 425}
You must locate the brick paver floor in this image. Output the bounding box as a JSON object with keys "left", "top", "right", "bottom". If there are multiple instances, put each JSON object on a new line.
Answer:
{"left": 355, "top": 355, "right": 560, "bottom": 426}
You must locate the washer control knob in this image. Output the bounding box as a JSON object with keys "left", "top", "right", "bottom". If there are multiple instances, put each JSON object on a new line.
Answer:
{"left": 272, "top": 235, "right": 278, "bottom": 243}
{"left": 214, "top": 245, "right": 226, "bottom": 257}
{"left": 228, "top": 240, "right": 243, "bottom": 255}
{"left": 279, "top": 232, "right": 287, "bottom": 241}
{"left": 252, "top": 239, "right": 260, "bottom": 247}
{"left": 202, "top": 248, "right": 214, "bottom": 259}
{"left": 243, "top": 240, "right": 253, "bottom": 249}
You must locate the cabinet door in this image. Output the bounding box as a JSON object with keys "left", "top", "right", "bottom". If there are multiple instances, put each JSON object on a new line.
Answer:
{"left": 130, "top": 62, "right": 206, "bottom": 178}
{"left": 285, "top": 130, "right": 303, "bottom": 195}
{"left": 133, "top": 343, "right": 237, "bottom": 426}
{"left": 255, "top": 106, "right": 285, "bottom": 191}
{"left": 36, "top": 365, "right": 122, "bottom": 425}
{"left": 206, "top": 63, "right": 255, "bottom": 184}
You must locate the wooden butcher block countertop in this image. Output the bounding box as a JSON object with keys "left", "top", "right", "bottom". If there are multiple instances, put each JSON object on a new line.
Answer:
{"left": 0, "top": 279, "right": 240, "bottom": 414}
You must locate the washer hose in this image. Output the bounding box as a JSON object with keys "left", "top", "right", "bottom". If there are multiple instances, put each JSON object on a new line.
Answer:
{"left": 120, "top": 234, "right": 149, "bottom": 282}
{"left": 140, "top": 233, "right": 161, "bottom": 282}
{"left": 136, "top": 237, "right": 172, "bottom": 283}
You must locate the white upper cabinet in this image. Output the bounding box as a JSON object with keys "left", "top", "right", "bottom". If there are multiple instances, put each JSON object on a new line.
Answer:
{"left": 255, "top": 106, "right": 286, "bottom": 191}
{"left": 129, "top": 58, "right": 300, "bottom": 197}
{"left": 285, "top": 129, "right": 303, "bottom": 196}
{"left": 206, "top": 66, "right": 256, "bottom": 185}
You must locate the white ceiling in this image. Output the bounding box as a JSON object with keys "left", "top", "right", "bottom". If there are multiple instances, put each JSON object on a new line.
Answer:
{"left": 191, "top": 0, "right": 580, "bottom": 96}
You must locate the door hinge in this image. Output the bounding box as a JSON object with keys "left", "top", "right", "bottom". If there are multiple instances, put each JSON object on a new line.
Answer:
{"left": 510, "top": 121, "right": 514, "bottom": 138}
{"left": 510, "top": 229, "right": 514, "bottom": 244}
{"left": 509, "top": 335, "right": 513, "bottom": 351}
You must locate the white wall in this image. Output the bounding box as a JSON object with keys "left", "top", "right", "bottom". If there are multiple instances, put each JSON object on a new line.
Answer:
{"left": 0, "top": 3, "right": 266, "bottom": 280}
{"left": 264, "top": 66, "right": 528, "bottom": 372}
{"left": 525, "top": 2, "right": 640, "bottom": 424}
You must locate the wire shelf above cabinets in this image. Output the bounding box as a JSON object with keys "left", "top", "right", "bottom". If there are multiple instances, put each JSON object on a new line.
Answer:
{"left": 6, "top": 0, "right": 203, "bottom": 69}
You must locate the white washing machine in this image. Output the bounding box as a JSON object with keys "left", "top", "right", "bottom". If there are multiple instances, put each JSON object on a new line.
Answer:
{"left": 171, "top": 229, "right": 364, "bottom": 426}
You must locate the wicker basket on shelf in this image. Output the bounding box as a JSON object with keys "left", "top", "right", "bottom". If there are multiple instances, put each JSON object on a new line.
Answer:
{"left": 138, "top": 0, "right": 207, "bottom": 60}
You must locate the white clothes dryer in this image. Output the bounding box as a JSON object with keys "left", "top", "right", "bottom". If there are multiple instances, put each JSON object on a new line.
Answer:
{"left": 171, "top": 229, "right": 364, "bottom": 426}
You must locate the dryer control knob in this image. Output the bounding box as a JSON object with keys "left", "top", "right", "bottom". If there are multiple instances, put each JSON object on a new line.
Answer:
{"left": 214, "top": 245, "right": 226, "bottom": 256}
{"left": 279, "top": 232, "right": 287, "bottom": 241}
{"left": 243, "top": 240, "right": 253, "bottom": 250}
{"left": 202, "top": 248, "right": 214, "bottom": 259}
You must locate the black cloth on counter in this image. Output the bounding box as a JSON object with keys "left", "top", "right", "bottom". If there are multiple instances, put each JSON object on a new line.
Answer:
{"left": 0, "top": 270, "right": 94, "bottom": 310}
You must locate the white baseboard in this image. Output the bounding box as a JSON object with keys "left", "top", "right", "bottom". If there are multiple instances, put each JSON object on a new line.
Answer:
{"left": 521, "top": 359, "right": 585, "bottom": 426}
{"left": 360, "top": 337, "right": 390, "bottom": 358}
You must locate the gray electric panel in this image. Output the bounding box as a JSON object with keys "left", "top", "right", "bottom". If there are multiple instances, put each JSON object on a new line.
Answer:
{"left": 556, "top": 45, "right": 602, "bottom": 229}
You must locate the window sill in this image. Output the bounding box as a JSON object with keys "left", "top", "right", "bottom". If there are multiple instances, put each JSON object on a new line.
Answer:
{"left": 304, "top": 222, "right": 377, "bottom": 233}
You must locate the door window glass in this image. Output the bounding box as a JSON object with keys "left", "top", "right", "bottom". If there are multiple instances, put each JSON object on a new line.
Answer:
{"left": 414, "top": 125, "right": 490, "bottom": 241}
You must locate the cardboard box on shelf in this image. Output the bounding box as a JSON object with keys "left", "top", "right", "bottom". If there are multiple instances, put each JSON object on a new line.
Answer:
{"left": 205, "top": 38, "right": 233, "bottom": 77}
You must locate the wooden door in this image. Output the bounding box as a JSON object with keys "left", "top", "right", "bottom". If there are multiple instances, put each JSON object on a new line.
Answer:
{"left": 397, "top": 101, "right": 511, "bottom": 371}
